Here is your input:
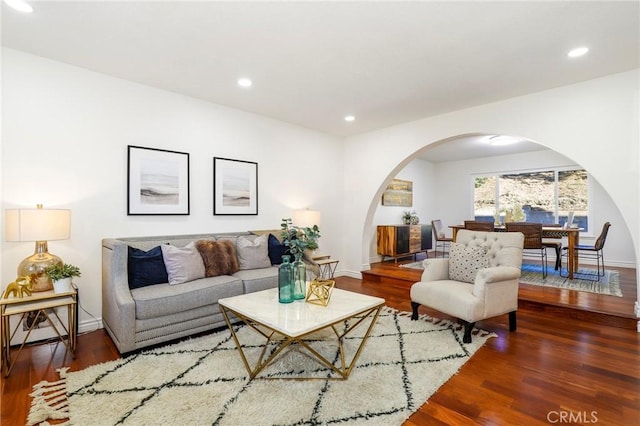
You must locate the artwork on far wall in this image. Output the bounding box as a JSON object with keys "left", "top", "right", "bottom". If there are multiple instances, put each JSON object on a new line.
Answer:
{"left": 213, "top": 157, "right": 258, "bottom": 215}
{"left": 382, "top": 178, "right": 413, "bottom": 207}
{"left": 127, "top": 145, "right": 190, "bottom": 215}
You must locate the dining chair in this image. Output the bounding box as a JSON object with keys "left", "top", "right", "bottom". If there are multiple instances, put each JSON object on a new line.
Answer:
{"left": 431, "top": 219, "right": 453, "bottom": 258}
{"left": 464, "top": 220, "right": 495, "bottom": 232}
{"left": 561, "top": 222, "right": 611, "bottom": 281}
{"left": 505, "top": 222, "right": 548, "bottom": 278}
{"left": 542, "top": 223, "right": 563, "bottom": 271}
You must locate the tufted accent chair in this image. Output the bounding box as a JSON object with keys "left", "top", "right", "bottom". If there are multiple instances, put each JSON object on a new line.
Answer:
{"left": 410, "top": 229, "right": 524, "bottom": 343}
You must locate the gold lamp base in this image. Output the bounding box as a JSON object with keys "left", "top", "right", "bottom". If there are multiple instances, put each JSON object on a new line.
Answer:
{"left": 17, "top": 241, "right": 62, "bottom": 292}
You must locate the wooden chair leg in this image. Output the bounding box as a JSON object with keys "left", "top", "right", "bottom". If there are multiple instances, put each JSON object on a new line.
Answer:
{"left": 411, "top": 301, "right": 420, "bottom": 320}
{"left": 462, "top": 321, "right": 475, "bottom": 343}
{"left": 509, "top": 311, "right": 517, "bottom": 332}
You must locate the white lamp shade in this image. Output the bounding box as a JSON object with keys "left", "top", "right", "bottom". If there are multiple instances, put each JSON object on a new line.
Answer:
{"left": 5, "top": 208, "right": 71, "bottom": 242}
{"left": 293, "top": 210, "right": 321, "bottom": 228}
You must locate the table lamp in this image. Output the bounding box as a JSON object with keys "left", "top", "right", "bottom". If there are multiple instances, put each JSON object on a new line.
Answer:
{"left": 293, "top": 209, "right": 321, "bottom": 228}
{"left": 5, "top": 204, "right": 71, "bottom": 292}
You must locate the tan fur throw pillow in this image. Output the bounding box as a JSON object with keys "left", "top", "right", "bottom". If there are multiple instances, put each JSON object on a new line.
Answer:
{"left": 195, "top": 240, "right": 240, "bottom": 277}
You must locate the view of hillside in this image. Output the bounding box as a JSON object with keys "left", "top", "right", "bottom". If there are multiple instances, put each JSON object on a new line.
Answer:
{"left": 474, "top": 170, "right": 588, "bottom": 220}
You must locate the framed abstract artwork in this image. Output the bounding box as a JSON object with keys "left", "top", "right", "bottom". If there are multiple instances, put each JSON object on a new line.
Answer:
{"left": 382, "top": 178, "right": 413, "bottom": 207}
{"left": 213, "top": 157, "right": 258, "bottom": 215}
{"left": 127, "top": 145, "right": 190, "bottom": 215}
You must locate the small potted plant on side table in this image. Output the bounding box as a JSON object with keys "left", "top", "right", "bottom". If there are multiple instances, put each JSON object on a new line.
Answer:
{"left": 45, "top": 263, "right": 81, "bottom": 293}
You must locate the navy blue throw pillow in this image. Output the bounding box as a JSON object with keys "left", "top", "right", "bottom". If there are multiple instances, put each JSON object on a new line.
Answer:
{"left": 128, "top": 245, "right": 169, "bottom": 289}
{"left": 268, "top": 234, "right": 293, "bottom": 265}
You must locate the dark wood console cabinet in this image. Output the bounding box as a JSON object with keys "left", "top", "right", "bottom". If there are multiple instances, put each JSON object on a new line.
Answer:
{"left": 376, "top": 224, "right": 432, "bottom": 262}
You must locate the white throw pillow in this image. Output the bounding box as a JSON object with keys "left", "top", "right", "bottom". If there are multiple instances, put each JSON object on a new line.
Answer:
{"left": 448, "top": 243, "right": 488, "bottom": 284}
{"left": 161, "top": 242, "right": 206, "bottom": 285}
{"left": 236, "top": 234, "right": 271, "bottom": 270}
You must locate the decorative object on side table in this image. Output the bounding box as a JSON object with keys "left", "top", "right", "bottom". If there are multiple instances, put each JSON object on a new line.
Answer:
{"left": 4, "top": 204, "right": 71, "bottom": 292}
{"left": 45, "top": 263, "right": 81, "bottom": 293}
{"left": 402, "top": 210, "right": 420, "bottom": 225}
{"left": 305, "top": 279, "right": 335, "bottom": 306}
{"left": 2, "top": 276, "right": 32, "bottom": 299}
{"left": 281, "top": 218, "right": 321, "bottom": 299}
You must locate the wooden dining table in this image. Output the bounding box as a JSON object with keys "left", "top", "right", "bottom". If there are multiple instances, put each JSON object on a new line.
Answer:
{"left": 450, "top": 225, "right": 583, "bottom": 279}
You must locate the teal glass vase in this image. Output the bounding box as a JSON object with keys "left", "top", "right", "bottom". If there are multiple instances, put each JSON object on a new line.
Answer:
{"left": 292, "top": 252, "right": 306, "bottom": 300}
{"left": 278, "top": 255, "right": 294, "bottom": 303}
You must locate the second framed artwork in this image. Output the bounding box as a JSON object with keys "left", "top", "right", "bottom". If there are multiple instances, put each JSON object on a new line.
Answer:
{"left": 213, "top": 157, "right": 258, "bottom": 215}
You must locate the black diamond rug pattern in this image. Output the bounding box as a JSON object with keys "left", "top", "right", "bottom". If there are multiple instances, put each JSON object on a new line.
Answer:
{"left": 28, "top": 307, "right": 495, "bottom": 426}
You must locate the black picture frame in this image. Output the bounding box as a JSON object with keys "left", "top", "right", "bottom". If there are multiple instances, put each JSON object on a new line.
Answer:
{"left": 127, "top": 145, "right": 190, "bottom": 215}
{"left": 213, "top": 157, "right": 258, "bottom": 215}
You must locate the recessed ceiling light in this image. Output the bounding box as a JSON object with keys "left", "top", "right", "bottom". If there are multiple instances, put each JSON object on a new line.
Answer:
{"left": 237, "top": 78, "right": 252, "bottom": 88}
{"left": 487, "top": 135, "right": 520, "bottom": 146}
{"left": 4, "top": 0, "right": 33, "bottom": 13}
{"left": 567, "top": 46, "right": 589, "bottom": 58}
{"left": 344, "top": 115, "right": 355, "bottom": 122}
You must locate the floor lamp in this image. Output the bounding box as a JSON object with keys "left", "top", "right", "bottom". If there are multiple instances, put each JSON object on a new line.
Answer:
{"left": 5, "top": 204, "right": 71, "bottom": 292}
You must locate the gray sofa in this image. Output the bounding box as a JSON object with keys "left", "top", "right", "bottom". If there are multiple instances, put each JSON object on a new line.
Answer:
{"left": 102, "top": 232, "right": 290, "bottom": 354}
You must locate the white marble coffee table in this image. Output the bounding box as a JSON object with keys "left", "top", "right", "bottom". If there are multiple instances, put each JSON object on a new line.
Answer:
{"left": 219, "top": 287, "right": 384, "bottom": 380}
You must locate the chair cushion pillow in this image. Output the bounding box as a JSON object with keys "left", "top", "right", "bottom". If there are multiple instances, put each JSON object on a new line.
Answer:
{"left": 448, "top": 243, "right": 489, "bottom": 284}
{"left": 195, "top": 239, "right": 240, "bottom": 277}
{"left": 236, "top": 234, "right": 271, "bottom": 270}
{"left": 161, "top": 242, "right": 206, "bottom": 285}
{"left": 127, "top": 245, "right": 169, "bottom": 289}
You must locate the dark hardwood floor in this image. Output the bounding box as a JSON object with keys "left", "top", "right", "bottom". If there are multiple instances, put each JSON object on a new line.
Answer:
{"left": 2, "top": 261, "right": 638, "bottom": 425}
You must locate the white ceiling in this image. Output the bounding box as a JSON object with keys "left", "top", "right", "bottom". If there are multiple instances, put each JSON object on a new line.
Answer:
{"left": 2, "top": 1, "right": 639, "bottom": 161}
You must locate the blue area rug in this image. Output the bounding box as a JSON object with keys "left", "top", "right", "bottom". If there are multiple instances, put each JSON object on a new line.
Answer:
{"left": 401, "top": 261, "right": 622, "bottom": 297}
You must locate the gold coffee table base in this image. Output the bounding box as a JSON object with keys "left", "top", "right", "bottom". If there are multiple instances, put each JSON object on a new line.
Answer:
{"left": 220, "top": 304, "right": 382, "bottom": 381}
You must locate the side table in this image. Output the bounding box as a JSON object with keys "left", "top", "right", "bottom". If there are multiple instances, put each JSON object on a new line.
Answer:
{"left": 315, "top": 257, "right": 339, "bottom": 279}
{"left": 1, "top": 285, "right": 77, "bottom": 377}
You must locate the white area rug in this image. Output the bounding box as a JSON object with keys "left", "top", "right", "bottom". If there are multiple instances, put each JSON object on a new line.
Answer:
{"left": 28, "top": 307, "right": 495, "bottom": 426}
{"left": 401, "top": 261, "right": 622, "bottom": 297}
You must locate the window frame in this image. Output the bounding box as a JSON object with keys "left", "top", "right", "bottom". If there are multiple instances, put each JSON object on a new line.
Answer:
{"left": 471, "top": 166, "right": 591, "bottom": 233}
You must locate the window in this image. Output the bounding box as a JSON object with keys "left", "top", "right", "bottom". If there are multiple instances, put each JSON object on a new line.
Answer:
{"left": 473, "top": 169, "right": 589, "bottom": 231}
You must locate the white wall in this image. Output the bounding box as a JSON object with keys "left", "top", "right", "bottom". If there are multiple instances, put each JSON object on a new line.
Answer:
{"left": 1, "top": 49, "right": 344, "bottom": 330}
{"left": 343, "top": 70, "right": 639, "bottom": 298}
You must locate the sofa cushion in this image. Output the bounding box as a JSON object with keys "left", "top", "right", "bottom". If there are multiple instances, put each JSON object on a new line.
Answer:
{"left": 267, "top": 233, "right": 292, "bottom": 265}
{"left": 127, "top": 245, "right": 169, "bottom": 289}
{"left": 448, "top": 243, "right": 488, "bottom": 284}
{"left": 196, "top": 239, "right": 240, "bottom": 277}
{"left": 233, "top": 267, "right": 279, "bottom": 293}
{"left": 236, "top": 234, "right": 271, "bottom": 270}
{"left": 161, "top": 242, "right": 206, "bottom": 285}
{"left": 131, "top": 275, "right": 244, "bottom": 320}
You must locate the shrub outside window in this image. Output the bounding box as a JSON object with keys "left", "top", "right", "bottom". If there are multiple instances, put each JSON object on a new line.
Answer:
{"left": 473, "top": 169, "right": 589, "bottom": 232}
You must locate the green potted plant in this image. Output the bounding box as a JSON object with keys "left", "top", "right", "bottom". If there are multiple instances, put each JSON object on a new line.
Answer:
{"left": 45, "top": 263, "right": 81, "bottom": 293}
{"left": 280, "top": 218, "right": 321, "bottom": 257}
{"left": 280, "top": 218, "right": 321, "bottom": 299}
{"left": 402, "top": 210, "right": 419, "bottom": 225}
